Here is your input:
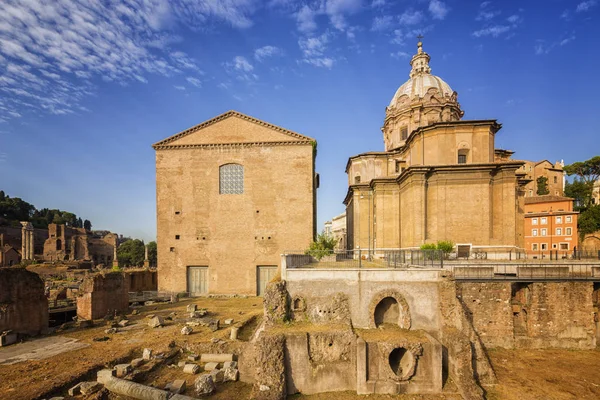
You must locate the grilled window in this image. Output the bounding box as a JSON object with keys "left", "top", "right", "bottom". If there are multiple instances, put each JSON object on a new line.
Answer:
{"left": 219, "top": 164, "right": 244, "bottom": 194}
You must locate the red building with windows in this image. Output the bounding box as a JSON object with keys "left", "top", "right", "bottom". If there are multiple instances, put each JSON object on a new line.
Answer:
{"left": 524, "top": 196, "right": 578, "bottom": 258}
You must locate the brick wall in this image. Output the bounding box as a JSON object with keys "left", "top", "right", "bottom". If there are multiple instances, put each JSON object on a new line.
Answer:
{"left": 457, "top": 281, "right": 596, "bottom": 349}
{"left": 77, "top": 272, "right": 129, "bottom": 320}
{"left": 0, "top": 267, "right": 48, "bottom": 335}
{"left": 125, "top": 269, "right": 157, "bottom": 292}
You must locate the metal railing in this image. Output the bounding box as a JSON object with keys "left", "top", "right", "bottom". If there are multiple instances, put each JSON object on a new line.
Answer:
{"left": 452, "top": 263, "right": 600, "bottom": 281}
{"left": 284, "top": 249, "right": 445, "bottom": 269}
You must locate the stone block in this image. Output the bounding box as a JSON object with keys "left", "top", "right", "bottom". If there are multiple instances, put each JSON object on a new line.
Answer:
{"left": 118, "top": 319, "right": 129, "bottom": 327}
{"left": 80, "top": 381, "right": 102, "bottom": 395}
{"left": 223, "top": 361, "right": 238, "bottom": 369}
{"left": 181, "top": 326, "right": 193, "bottom": 335}
{"left": 68, "top": 382, "right": 82, "bottom": 396}
{"left": 204, "top": 362, "right": 219, "bottom": 371}
{"left": 143, "top": 348, "right": 153, "bottom": 360}
{"left": 223, "top": 367, "right": 239, "bottom": 382}
{"left": 194, "top": 374, "right": 215, "bottom": 396}
{"left": 115, "top": 364, "right": 132, "bottom": 378}
{"left": 209, "top": 319, "right": 220, "bottom": 331}
{"left": 148, "top": 316, "right": 164, "bottom": 328}
{"left": 131, "top": 358, "right": 144, "bottom": 368}
{"left": 0, "top": 331, "right": 18, "bottom": 347}
{"left": 224, "top": 318, "right": 234, "bottom": 325}
{"left": 178, "top": 361, "right": 187, "bottom": 367}
{"left": 169, "top": 379, "right": 187, "bottom": 394}
{"left": 200, "top": 353, "right": 234, "bottom": 363}
{"left": 187, "top": 304, "right": 197, "bottom": 312}
{"left": 183, "top": 363, "right": 200, "bottom": 374}
{"left": 210, "top": 368, "right": 224, "bottom": 383}
{"left": 188, "top": 354, "right": 199, "bottom": 361}
{"left": 97, "top": 369, "right": 116, "bottom": 383}
{"left": 230, "top": 327, "right": 239, "bottom": 340}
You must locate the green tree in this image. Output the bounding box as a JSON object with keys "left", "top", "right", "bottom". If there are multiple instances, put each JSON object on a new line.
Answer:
{"left": 84, "top": 219, "right": 92, "bottom": 231}
{"left": 117, "top": 239, "right": 145, "bottom": 267}
{"left": 564, "top": 156, "right": 600, "bottom": 186}
{"left": 306, "top": 232, "right": 337, "bottom": 260}
{"left": 565, "top": 178, "right": 593, "bottom": 210}
{"left": 147, "top": 241, "right": 157, "bottom": 266}
{"left": 578, "top": 206, "right": 600, "bottom": 240}
{"left": 536, "top": 176, "right": 550, "bottom": 195}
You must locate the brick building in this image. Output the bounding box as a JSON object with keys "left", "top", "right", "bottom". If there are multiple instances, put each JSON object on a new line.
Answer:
{"left": 516, "top": 160, "right": 565, "bottom": 198}
{"left": 153, "top": 111, "right": 317, "bottom": 296}
{"left": 523, "top": 196, "right": 578, "bottom": 258}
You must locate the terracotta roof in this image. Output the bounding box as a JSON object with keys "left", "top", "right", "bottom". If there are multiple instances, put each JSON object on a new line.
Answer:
{"left": 152, "top": 110, "right": 314, "bottom": 148}
{"left": 524, "top": 195, "right": 573, "bottom": 205}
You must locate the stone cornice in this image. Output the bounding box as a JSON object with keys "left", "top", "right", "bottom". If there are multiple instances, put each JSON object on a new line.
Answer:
{"left": 152, "top": 110, "right": 314, "bottom": 149}
{"left": 154, "top": 140, "right": 313, "bottom": 151}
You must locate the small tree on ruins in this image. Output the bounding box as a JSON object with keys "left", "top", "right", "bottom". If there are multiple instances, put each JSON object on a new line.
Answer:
{"left": 536, "top": 176, "right": 550, "bottom": 196}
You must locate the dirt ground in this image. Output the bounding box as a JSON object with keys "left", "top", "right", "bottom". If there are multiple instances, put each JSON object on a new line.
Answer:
{"left": 1, "top": 297, "right": 599, "bottom": 400}
{"left": 0, "top": 297, "right": 262, "bottom": 400}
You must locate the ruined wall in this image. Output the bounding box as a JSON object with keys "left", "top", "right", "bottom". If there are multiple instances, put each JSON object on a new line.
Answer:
{"left": 457, "top": 282, "right": 514, "bottom": 348}
{"left": 125, "top": 269, "right": 158, "bottom": 292}
{"left": 457, "top": 281, "right": 596, "bottom": 349}
{"left": 0, "top": 267, "right": 48, "bottom": 335}
{"left": 0, "top": 227, "right": 48, "bottom": 257}
{"left": 285, "top": 331, "right": 356, "bottom": 395}
{"left": 77, "top": 272, "right": 129, "bottom": 320}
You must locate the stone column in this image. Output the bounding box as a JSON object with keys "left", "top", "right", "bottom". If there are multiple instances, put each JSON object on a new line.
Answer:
{"left": 28, "top": 230, "right": 34, "bottom": 260}
{"left": 143, "top": 245, "right": 150, "bottom": 268}
{"left": 21, "top": 222, "right": 27, "bottom": 260}
{"left": 113, "top": 243, "right": 119, "bottom": 267}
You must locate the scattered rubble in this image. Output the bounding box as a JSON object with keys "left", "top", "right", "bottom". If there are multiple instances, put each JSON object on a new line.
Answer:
{"left": 181, "top": 326, "right": 193, "bottom": 335}
{"left": 183, "top": 364, "right": 200, "bottom": 375}
{"left": 148, "top": 316, "right": 164, "bottom": 328}
{"left": 194, "top": 374, "right": 216, "bottom": 396}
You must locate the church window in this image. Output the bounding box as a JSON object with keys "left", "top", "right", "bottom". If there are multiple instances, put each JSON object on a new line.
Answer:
{"left": 395, "top": 161, "right": 402, "bottom": 173}
{"left": 554, "top": 176, "right": 557, "bottom": 184}
{"left": 401, "top": 126, "right": 408, "bottom": 141}
{"left": 219, "top": 163, "right": 244, "bottom": 194}
{"left": 457, "top": 149, "right": 469, "bottom": 164}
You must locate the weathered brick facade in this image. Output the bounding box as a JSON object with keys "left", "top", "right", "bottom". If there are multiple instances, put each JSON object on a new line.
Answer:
{"left": 77, "top": 272, "right": 129, "bottom": 320}
{"left": 0, "top": 267, "right": 48, "bottom": 335}
{"left": 154, "top": 111, "right": 316, "bottom": 295}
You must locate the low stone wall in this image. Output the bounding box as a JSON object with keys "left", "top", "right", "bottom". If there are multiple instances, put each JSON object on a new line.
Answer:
{"left": 125, "top": 269, "right": 158, "bottom": 292}
{"left": 77, "top": 272, "right": 129, "bottom": 320}
{"left": 286, "top": 268, "right": 443, "bottom": 330}
{"left": 458, "top": 281, "right": 596, "bottom": 349}
{"left": 0, "top": 267, "right": 48, "bottom": 335}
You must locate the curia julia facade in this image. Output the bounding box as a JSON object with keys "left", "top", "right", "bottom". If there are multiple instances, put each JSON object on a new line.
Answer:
{"left": 153, "top": 111, "right": 316, "bottom": 295}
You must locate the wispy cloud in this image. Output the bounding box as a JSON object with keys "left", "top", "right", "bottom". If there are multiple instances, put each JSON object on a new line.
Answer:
{"left": 224, "top": 56, "right": 257, "bottom": 81}
{"left": 186, "top": 77, "right": 202, "bottom": 87}
{"left": 0, "top": 0, "right": 258, "bottom": 121}
{"left": 371, "top": 15, "right": 394, "bottom": 31}
{"left": 472, "top": 9, "right": 523, "bottom": 38}
{"left": 174, "top": 85, "right": 186, "bottom": 91}
{"left": 576, "top": 1, "right": 597, "bottom": 12}
{"left": 391, "top": 51, "right": 410, "bottom": 59}
{"left": 428, "top": 0, "right": 450, "bottom": 20}
{"left": 399, "top": 10, "right": 424, "bottom": 26}
{"left": 298, "top": 33, "right": 334, "bottom": 68}
{"left": 534, "top": 33, "right": 576, "bottom": 55}
{"left": 254, "top": 46, "right": 283, "bottom": 61}
{"left": 371, "top": 0, "right": 386, "bottom": 7}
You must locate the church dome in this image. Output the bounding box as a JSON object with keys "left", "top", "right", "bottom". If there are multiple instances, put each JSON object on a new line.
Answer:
{"left": 389, "top": 74, "right": 454, "bottom": 108}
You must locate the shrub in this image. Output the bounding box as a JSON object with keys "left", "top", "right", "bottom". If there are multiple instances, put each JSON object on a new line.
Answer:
{"left": 420, "top": 243, "right": 437, "bottom": 251}
{"left": 306, "top": 232, "right": 337, "bottom": 260}
{"left": 436, "top": 240, "right": 455, "bottom": 253}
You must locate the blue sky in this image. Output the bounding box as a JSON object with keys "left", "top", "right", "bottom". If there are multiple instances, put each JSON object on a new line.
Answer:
{"left": 1, "top": 0, "right": 599, "bottom": 241}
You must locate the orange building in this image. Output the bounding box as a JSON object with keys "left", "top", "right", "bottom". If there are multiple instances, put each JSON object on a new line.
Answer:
{"left": 524, "top": 196, "right": 578, "bottom": 259}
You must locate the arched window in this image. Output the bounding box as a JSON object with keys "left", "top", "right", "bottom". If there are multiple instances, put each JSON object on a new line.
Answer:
{"left": 219, "top": 164, "right": 244, "bottom": 194}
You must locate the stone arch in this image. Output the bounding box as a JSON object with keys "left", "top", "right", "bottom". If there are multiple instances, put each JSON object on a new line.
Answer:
{"left": 369, "top": 290, "right": 411, "bottom": 329}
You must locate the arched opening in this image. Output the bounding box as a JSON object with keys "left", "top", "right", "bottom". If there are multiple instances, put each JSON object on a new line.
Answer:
{"left": 374, "top": 297, "right": 399, "bottom": 327}
{"left": 56, "top": 239, "right": 62, "bottom": 251}
{"left": 389, "top": 347, "right": 413, "bottom": 377}
{"left": 293, "top": 297, "right": 305, "bottom": 311}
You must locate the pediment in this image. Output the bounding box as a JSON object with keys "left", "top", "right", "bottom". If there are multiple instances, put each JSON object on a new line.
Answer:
{"left": 153, "top": 110, "right": 313, "bottom": 148}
